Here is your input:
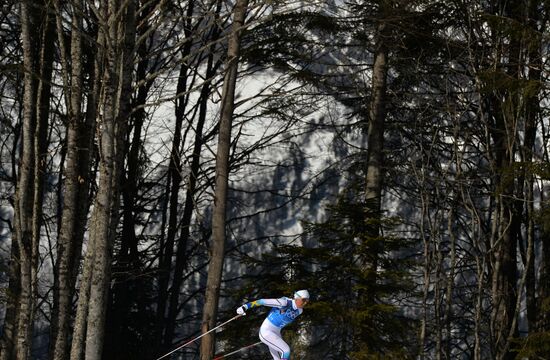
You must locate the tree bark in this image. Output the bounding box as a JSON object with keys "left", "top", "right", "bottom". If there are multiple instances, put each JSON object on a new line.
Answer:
{"left": 69, "top": 1, "right": 135, "bottom": 359}
{"left": 154, "top": 1, "right": 196, "bottom": 350}
{"left": 163, "top": 0, "right": 223, "bottom": 348}
{"left": 199, "top": 0, "right": 249, "bottom": 358}
{"left": 69, "top": 24, "right": 105, "bottom": 360}
{"left": 50, "top": 1, "right": 96, "bottom": 359}
{"left": 365, "top": 6, "right": 388, "bottom": 210}
{"left": 106, "top": 1, "right": 154, "bottom": 355}
{"left": 0, "top": 1, "right": 54, "bottom": 359}
{"left": 488, "top": 3, "right": 522, "bottom": 359}
{"left": 488, "top": 100, "right": 518, "bottom": 360}
{"left": 523, "top": 0, "right": 542, "bottom": 334}
{"left": 0, "top": 237, "right": 20, "bottom": 360}
{"left": 361, "top": 0, "right": 389, "bottom": 351}
{"left": 8, "top": 3, "right": 40, "bottom": 359}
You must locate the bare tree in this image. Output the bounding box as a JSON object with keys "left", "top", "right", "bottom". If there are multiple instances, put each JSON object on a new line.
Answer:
{"left": 49, "top": 1, "right": 98, "bottom": 359}
{"left": 106, "top": 1, "right": 159, "bottom": 357}
{"left": 162, "top": 1, "right": 224, "bottom": 350}
{"left": 199, "top": 0, "right": 249, "bottom": 358}
{"left": 154, "top": 0, "right": 202, "bottom": 351}
{"left": 0, "top": 1, "right": 55, "bottom": 359}
{"left": 69, "top": 1, "right": 135, "bottom": 359}
{"left": 485, "top": 3, "right": 524, "bottom": 358}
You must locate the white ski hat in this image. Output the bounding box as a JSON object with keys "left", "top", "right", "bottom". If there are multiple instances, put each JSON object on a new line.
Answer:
{"left": 294, "top": 289, "right": 310, "bottom": 300}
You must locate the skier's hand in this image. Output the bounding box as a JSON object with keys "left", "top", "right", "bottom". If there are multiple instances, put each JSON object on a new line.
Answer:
{"left": 236, "top": 305, "right": 247, "bottom": 316}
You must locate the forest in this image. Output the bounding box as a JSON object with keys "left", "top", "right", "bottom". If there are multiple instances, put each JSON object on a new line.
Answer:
{"left": 0, "top": 0, "right": 549, "bottom": 359}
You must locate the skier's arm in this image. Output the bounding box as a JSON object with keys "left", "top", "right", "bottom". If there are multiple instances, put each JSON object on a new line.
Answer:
{"left": 248, "top": 298, "right": 289, "bottom": 309}
{"left": 236, "top": 297, "right": 289, "bottom": 315}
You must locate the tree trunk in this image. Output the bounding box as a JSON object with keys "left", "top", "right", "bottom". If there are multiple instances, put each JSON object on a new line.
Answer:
{"left": 524, "top": 0, "right": 542, "bottom": 335}
{"left": 69, "top": 1, "right": 135, "bottom": 359}
{"left": 0, "top": 239, "right": 20, "bottom": 360}
{"left": 0, "top": 1, "right": 55, "bottom": 359}
{"left": 106, "top": 1, "right": 154, "bottom": 355}
{"left": 488, "top": 101, "right": 518, "bottom": 360}
{"left": 539, "top": 226, "right": 550, "bottom": 332}
{"left": 50, "top": 1, "right": 96, "bottom": 359}
{"left": 69, "top": 25, "right": 105, "bottom": 360}
{"left": 8, "top": 3, "right": 39, "bottom": 359}
{"left": 85, "top": 1, "right": 135, "bottom": 358}
{"left": 489, "top": 3, "right": 522, "bottom": 359}
{"left": 361, "top": 0, "right": 389, "bottom": 351}
{"left": 163, "top": 0, "right": 223, "bottom": 347}
{"left": 199, "top": 0, "right": 249, "bottom": 358}
{"left": 154, "top": 1, "right": 196, "bottom": 350}
{"left": 365, "top": 8, "right": 388, "bottom": 211}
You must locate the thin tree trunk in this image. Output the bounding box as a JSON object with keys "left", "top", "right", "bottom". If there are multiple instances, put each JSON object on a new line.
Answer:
{"left": 164, "top": 54, "right": 221, "bottom": 347}
{"left": 3, "top": 1, "right": 55, "bottom": 359}
{"left": 364, "top": 7, "right": 388, "bottom": 213}
{"left": 5, "top": 3, "right": 39, "bottom": 359}
{"left": 106, "top": 2, "right": 154, "bottom": 354}
{"left": 486, "top": 4, "right": 521, "bottom": 358}
{"left": 199, "top": 1, "right": 249, "bottom": 358}
{"left": 473, "top": 226, "right": 486, "bottom": 360}
{"left": 69, "top": 25, "right": 105, "bottom": 360}
{"left": 445, "top": 207, "right": 456, "bottom": 360}
{"left": 50, "top": 1, "right": 96, "bottom": 359}
{"left": 84, "top": 1, "right": 135, "bottom": 359}
{"left": 163, "top": 1, "right": 223, "bottom": 347}
{"left": 489, "top": 105, "right": 518, "bottom": 360}
{"left": 24, "top": 2, "right": 55, "bottom": 357}
{"left": 416, "top": 154, "right": 432, "bottom": 360}
{"left": 362, "top": 1, "right": 389, "bottom": 351}
{"left": 524, "top": 0, "right": 542, "bottom": 334}
{"left": 488, "top": 97, "right": 519, "bottom": 360}
{"left": 538, "top": 227, "right": 550, "bottom": 331}
{"left": 70, "top": 1, "right": 135, "bottom": 359}
{"left": 0, "top": 239, "right": 20, "bottom": 360}
{"left": 154, "top": 0, "right": 196, "bottom": 350}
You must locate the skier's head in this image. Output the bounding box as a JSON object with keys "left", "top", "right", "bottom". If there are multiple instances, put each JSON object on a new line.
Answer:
{"left": 294, "top": 289, "right": 310, "bottom": 308}
{"left": 294, "top": 289, "right": 310, "bottom": 300}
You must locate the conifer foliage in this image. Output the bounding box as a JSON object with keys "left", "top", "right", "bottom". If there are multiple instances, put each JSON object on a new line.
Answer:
{"left": 279, "top": 179, "right": 417, "bottom": 359}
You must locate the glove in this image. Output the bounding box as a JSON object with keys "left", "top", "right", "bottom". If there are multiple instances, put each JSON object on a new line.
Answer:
{"left": 236, "top": 305, "right": 247, "bottom": 315}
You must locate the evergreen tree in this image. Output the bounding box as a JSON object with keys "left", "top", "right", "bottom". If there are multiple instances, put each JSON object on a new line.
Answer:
{"left": 228, "top": 160, "right": 417, "bottom": 359}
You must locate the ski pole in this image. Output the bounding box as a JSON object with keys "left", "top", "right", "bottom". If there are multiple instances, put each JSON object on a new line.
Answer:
{"left": 155, "top": 314, "right": 242, "bottom": 360}
{"left": 213, "top": 341, "right": 262, "bottom": 359}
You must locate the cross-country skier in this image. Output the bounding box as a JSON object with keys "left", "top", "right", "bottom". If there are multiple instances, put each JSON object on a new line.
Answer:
{"left": 236, "top": 290, "right": 310, "bottom": 360}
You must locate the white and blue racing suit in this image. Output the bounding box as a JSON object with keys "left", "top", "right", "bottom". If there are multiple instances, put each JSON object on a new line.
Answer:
{"left": 242, "top": 297, "right": 302, "bottom": 360}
